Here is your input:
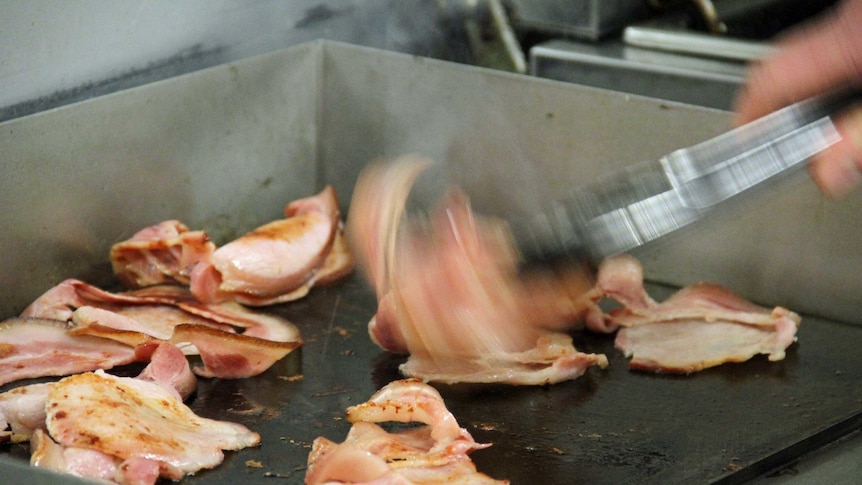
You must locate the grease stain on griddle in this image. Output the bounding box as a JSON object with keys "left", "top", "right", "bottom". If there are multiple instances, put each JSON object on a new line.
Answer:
{"left": 257, "top": 176, "right": 274, "bottom": 189}
{"left": 312, "top": 385, "right": 348, "bottom": 398}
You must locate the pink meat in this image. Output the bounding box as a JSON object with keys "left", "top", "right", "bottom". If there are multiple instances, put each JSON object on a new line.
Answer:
{"left": 312, "top": 229, "right": 356, "bottom": 286}
{"left": 71, "top": 304, "right": 226, "bottom": 342}
{"left": 45, "top": 370, "right": 260, "bottom": 481}
{"left": 114, "top": 456, "right": 162, "bottom": 485}
{"left": 1, "top": 340, "right": 196, "bottom": 448}
{"left": 306, "top": 379, "right": 506, "bottom": 484}
{"left": 190, "top": 186, "right": 345, "bottom": 306}
{"left": 170, "top": 324, "right": 300, "bottom": 378}
{"left": 174, "top": 298, "right": 301, "bottom": 342}
{"left": 0, "top": 318, "right": 137, "bottom": 386}
{"left": 24, "top": 351, "right": 246, "bottom": 484}
{"left": 0, "top": 382, "right": 52, "bottom": 443}
{"left": 30, "top": 429, "right": 127, "bottom": 483}
{"left": 120, "top": 284, "right": 302, "bottom": 342}
{"left": 21, "top": 279, "right": 192, "bottom": 321}
{"left": 31, "top": 426, "right": 164, "bottom": 485}
{"left": 19, "top": 279, "right": 301, "bottom": 379}
{"left": 135, "top": 342, "right": 197, "bottom": 401}
{"left": 347, "top": 157, "right": 605, "bottom": 385}
{"left": 593, "top": 254, "right": 801, "bottom": 373}
{"left": 110, "top": 220, "right": 215, "bottom": 288}
{"left": 400, "top": 333, "right": 608, "bottom": 386}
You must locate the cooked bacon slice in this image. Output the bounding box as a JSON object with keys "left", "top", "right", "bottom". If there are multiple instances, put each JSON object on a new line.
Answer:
{"left": 134, "top": 342, "right": 197, "bottom": 400}
{"left": 0, "top": 318, "right": 137, "bottom": 386}
{"left": 20, "top": 279, "right": 175, "bottom": 321}
{"left": 109, "top": 188, "right": 353, "bottom": 306}
{"left": 1, "top": 341, "right": 195, "bottom": 448}
{"left": 46, "top": 370, "right": 260, "bottom": 481}
{"left": 190, "top": 186, "right": 347, "bottom": 306}
{"left": 170, "top": 324, "right": 300, "bottom": 378}
{"left": 400, "top": 333, "right": 608, "bottom": 385}
{"left": 593, "top": 254, "right": 801, "bottom": 373}
{"left": 19, "top": 280, "right": 87, "bottom": 321}
{"left": 173, "top": 298, "right": 300, "bottom": 342}
{"left": 312, "top": 229, "right": 356, "bottom": 286}
{"left": 70, "top": 320, "right": 300, "bottom": 380}
{"left": 110, "top": 220, "right": 215, "bottom": 288}
{"left": 25, "top": 345, "right": 230, "bottom": 484}
{"left": 71, "top": 304, "right": 226, "bottom": 342}
{"left": 32, "top": 429, "right": 163, "bottom": 485}
{"left": 30, "top": 429, "right": 135, "bottom": 484}
{"left": 98, "top": 284, "right": 302, "bottom": 343}
{"left": 347, "top": 157, "right": 605, "bottom": 385}
{"left": 68, "top": 323, "right": 157, "bottom": 351}
{"left": 17, "top": 279, "right": 301, "bottom": 381}
{"left": 114, "top": 456, "right": 162, "bottom": 485}
{"left": 306, "top": 379, "right": 507, "bottom": 484}
{"left": 0, "top": 382, "right": 52, "bottom": 443}
{"left": 69, "top": 318, "right": 299, "bottom": 380}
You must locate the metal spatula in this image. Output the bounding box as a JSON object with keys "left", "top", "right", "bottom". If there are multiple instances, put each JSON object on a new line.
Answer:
{"left": 510, "top": 88, "right": 862, "bottom": 266}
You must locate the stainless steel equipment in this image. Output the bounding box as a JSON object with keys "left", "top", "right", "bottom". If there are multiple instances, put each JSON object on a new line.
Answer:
{"left": 529, "top": 0, "right": 839, "bottom": 110}
{"left": 505, "top": 0, "right": 648, "bottom": 40}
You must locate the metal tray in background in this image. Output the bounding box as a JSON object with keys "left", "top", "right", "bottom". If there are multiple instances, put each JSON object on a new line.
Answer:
{"left": 2, "top": 41, "right": 862, "bottom": 484}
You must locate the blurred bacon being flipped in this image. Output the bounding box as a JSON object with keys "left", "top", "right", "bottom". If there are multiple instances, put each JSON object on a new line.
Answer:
{"left": 306, "top": 379, "right": 507, "bottom": 484}
{"left": 347, "top": 157, "right": 606, "bottom": 385}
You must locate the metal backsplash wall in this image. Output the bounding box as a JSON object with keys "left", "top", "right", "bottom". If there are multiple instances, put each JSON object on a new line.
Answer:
{"left": 0, "top": 0, "right": 471, "bottom": 122}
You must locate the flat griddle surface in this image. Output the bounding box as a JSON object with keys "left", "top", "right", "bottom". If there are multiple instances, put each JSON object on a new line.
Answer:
{"left": 3, "top": 275, "right": 861, "bottom": 484}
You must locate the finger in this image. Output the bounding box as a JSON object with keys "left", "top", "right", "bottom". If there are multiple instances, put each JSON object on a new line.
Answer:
{"left": 734, "top": 0, "right": 862, "bottom": 125}
{"left": 809, "top": 103, "right": 862, "bottom": 197}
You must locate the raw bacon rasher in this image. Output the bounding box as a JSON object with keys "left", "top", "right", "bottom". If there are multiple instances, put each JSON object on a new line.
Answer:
{"left": 589, "top": 254, "right": 801, "bottom": 373}
{"left": 18, "top": 279, "right": 301, "bottom": 379}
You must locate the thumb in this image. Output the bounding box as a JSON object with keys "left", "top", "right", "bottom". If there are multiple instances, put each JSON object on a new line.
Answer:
{"left": 809, "top": 103, "right": 862, "bottom": 197}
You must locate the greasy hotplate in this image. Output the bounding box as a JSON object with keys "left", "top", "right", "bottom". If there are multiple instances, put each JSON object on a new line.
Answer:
{"left": 6, "top": 273, "right": 859, "bottom": 484}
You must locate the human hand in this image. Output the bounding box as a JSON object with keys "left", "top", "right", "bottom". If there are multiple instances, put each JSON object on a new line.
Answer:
{"left": 734, "top": 0, "right": 862, "bottom": 197}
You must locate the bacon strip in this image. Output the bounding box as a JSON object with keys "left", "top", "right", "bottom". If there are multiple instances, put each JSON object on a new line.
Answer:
{"left": 13, "top": 343, "right": 247, "bottom": 484}
{"left": 109, "top": 188, "right": 354, "bottom": 307}
{"left": 46, "top": 370, "right": 260, "bottom": 481}
{"left": 0, "top": 318, "right": 137, "bottom": 386}
{"left": 0, "top": 382, "right": 52, "bottom": 443}
{"left": 593, "top": 254, "right": 801, "bottom": 373}
{"left": 30, "top": 429, "right": 136, "bottom": 484}
{"left": 135, "top": 342, "right": 197, "bottom": 401}
{"left": 170, "top": 324, "right": 300, "bottom": 378}
{"left": 17, "top": 279, "right": 301, "bottom": 380}
{"left": 347, "top": 157, "right": 605, "bottom": 385}
{"left": 306, "top": 379, "right": 507, "bottom": 484}
{"left": 110, "top": 220, "right": 215, "bottom": 288}
{"left": 190, "top": 186, "right": 352, "bottom": 306}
